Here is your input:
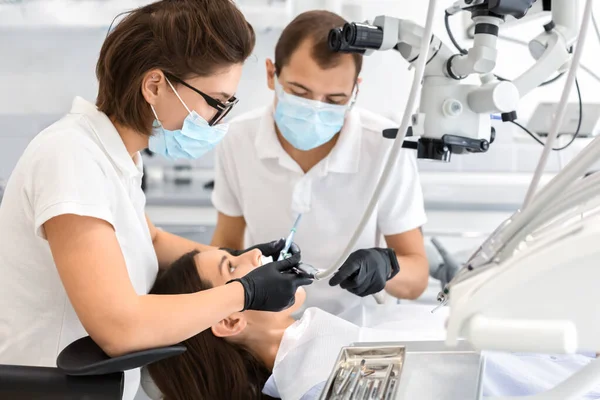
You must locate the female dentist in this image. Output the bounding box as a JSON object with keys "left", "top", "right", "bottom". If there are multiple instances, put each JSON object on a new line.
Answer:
{"left": 0, "top": 1, "right": 311, "bottom": 399}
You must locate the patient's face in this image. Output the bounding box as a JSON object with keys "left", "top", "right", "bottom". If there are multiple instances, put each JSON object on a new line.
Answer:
{"left": 193, "top": 249, "right": 306, "bottom": 315}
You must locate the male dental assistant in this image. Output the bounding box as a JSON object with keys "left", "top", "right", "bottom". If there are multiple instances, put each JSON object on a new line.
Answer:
{"left": 211, "top": 10, "right": 428, "bottom": 316}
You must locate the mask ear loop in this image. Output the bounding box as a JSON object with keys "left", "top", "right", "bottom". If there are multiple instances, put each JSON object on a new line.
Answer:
{"left": 165, "top": 77, "right": 193, "bottom": 115}
{"left": 150, "top": 105, "right": 162, "bottom": 127}
{"left": 273, "top": 78, "right": 287, "bottom": 100}
{"left": 347, "top": 84, "right": 359, "bottom": 110}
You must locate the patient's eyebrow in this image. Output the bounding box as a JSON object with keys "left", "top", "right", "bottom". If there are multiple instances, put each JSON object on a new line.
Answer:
{"left": 218, "top": 255, "right": 227, "bottom": 277}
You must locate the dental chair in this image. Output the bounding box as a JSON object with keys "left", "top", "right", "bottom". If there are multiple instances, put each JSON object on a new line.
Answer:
{"left": 0, "top": 336, "right": 186, "bottom": 400}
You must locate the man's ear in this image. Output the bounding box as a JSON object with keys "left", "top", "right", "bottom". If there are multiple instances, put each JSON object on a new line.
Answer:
{"left": 211, "top": 313, "right": 247, "bottom": 338}
{"left": 266, "top": 58, "right": 276, "bottom": 91}
{"left": 141, "top": 69, "right": 166, "bottom": 106}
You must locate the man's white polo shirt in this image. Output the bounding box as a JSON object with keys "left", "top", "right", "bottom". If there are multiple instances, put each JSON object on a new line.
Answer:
{"left": 212, "top": 106, "right": 426, "bottom": 315}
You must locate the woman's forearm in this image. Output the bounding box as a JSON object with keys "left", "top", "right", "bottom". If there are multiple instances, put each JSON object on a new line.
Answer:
{"left": 102, "top": 282, "right": 245, "bottom": 356}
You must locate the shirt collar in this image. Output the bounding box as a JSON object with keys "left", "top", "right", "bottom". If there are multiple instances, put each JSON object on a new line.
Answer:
{"left": 70, "top": 97, "right": 143, "bottom": 179}
{"left": 254, "top": 106, "right": 362, "bottom": 175}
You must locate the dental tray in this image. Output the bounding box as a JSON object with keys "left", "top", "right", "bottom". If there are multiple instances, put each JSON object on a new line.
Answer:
{"left": 319, "top": 344, "right": 405, "bottom": 400}
{"left": 319, "top": 341, "right": 483, "bottom": 400}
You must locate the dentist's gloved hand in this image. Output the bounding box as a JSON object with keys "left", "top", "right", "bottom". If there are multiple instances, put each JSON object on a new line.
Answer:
{"left": 329, "top": 248, "right": 400, "bottom": 297}
{"left": 227, "top": 243, "right": 313, "bottom": 312}
{"left": 221, "top": 238, "right": 286, "bottom": 259}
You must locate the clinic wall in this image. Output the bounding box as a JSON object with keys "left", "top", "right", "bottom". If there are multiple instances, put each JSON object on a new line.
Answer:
{"left": 1, "top": 1, "right": 600, "bottom": 183}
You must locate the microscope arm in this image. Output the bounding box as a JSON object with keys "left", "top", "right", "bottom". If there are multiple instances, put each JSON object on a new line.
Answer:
{"left": 512, "top": 0, "right": 578, "bottom": 97}
{"left": 364, "top": 15, "right": 455, "bottom": 80}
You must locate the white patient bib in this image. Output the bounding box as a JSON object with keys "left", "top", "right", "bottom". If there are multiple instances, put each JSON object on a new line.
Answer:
{"left": 270, "top": 306, "right": 449, "bottom": 400}
{"left": 272, "top": 308, "right": 360, "bottom": 400}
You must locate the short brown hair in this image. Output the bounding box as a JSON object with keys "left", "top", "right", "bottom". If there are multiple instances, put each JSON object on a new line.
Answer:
{"left": 275, "top": 10, "right": 362, "bottom": 78}
{"left": 96, "top": 0, "right": 255, "bottom": 135}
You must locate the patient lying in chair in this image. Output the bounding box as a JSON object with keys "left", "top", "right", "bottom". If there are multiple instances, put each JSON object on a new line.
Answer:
{"left": 144, "top": 249, "right": 600, "bottom": 400}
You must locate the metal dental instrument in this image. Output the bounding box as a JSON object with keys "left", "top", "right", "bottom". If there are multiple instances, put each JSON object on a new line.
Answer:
{"left": 430, "top": 297, "right": 449, "bottom": 314}
{"left": 346, "top": 360, "right": 366, "bottom": 399}
{"left": 370, "top": 380, "right": 381, "bottom": 400}
{"left": 358, "top": 359, "right": 371, "bottom": 376}
{"left": 346, "top": 367, "right": 362, "bottom": 399}
{"left": 336, "top": 366, "right": 355, "bottom": 396}
{"left": 278, "top": 214, "right": 302, "bottom": 261}
{"left": 354, "top": 380, "right": 366, "bottom": 400}
{"left": 378, "top": 364, "right": 394, "bottom": 400}
{"left": 363, "top": 380, "right": 374, "bottom": 400}
{"left": 384, "top": 379, "right": 397, "bottom": 400}
{"left": 276, "top": 214, "right": 319, "bottom": 278}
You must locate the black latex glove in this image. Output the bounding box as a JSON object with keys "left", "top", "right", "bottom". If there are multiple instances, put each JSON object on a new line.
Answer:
{"left": 329, "top": 248, "right": 400, "bottom": 297}
{"left": 227, "top": 243, "right": 313, "bottom": 312}
{"left": 221, "top": 238, "right": 286, "bottom": 259}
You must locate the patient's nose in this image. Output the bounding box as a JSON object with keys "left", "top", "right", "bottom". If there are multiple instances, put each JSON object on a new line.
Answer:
{"left": 241, "top": 248, "right": 262, "bottom": 267}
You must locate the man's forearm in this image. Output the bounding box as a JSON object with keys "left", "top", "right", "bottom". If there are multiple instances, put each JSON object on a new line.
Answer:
{"left": 154, "top": 229, "right": 215, "bottom": 269}
{"left": 385, "top": 254, "right": 429, "bottom": 300}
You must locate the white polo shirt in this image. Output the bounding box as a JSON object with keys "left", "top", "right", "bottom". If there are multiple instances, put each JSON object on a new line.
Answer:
{"left": 0, "top": 97, "right": 159, "bottom": 400}
{"left": 212, "top": 106, "right": 427, "bottom": 316}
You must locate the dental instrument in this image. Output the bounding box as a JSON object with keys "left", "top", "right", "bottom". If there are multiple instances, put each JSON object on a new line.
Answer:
{"left": 278, "top": 214, "right": 302, "bottom": 262}
{"left": 277, "top": 214, "right": 319, "bottom": 278}
{"left": 346, "top": 361, "right": 363, "bottom": 399}
{"left": 384, "top": 379, "right": 397, "bottom": 400}
{"left": 378, "top": 364, "right": 394, "bottom": 400}
{"left": 370, "top": 380, "right": 381, "bottom": 400}
{"left": 354, "top": 380, "right": 366, "bottom": 400}
{"left": 364, "top": 380, "right": 374, "bottom": 400}
{"left": 335, "top": 366, "right": 356, "bottom": 396}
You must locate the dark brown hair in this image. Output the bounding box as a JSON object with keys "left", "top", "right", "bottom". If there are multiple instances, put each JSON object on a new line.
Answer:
{"left": 148, "top": 251, "right": 274, "bottom": 400}
{"left": 96, "top": 0, "right": 255, "bottom": 135}
{"left": 275, "top": 10, "right": 362, "bottom": 77}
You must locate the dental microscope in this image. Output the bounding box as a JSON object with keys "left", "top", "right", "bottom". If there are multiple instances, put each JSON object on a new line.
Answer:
{"left": 328, "top": 0, "right": 575, "bottom": 162}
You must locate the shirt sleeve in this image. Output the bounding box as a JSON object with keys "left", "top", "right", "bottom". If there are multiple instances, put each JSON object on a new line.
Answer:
{"left": 26, "top": 135, "right": 115, "bottom": 240}
{"left": 211, "top": 138, "right": 243, "bottom": 217}
{"left": 377, "top": 148, "right": 427, "bottom": 236}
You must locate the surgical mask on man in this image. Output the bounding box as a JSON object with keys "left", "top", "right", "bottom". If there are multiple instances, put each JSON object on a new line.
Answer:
{"left": 149, "top": 78, "right": 229, "bottom": 160}
{"left": 273, "top": 79, "right": 352, "bottom": 151}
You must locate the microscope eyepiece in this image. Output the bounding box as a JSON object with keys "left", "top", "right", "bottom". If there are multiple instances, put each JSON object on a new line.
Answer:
{"left": 343, "top": 22, "right": 384, "bottom": 50}
{"left": 343, "top": 23, "right": 357, "bottom": 45}
{"left": 328, "top": 28, "right": 343, "bottom": 52}
{"left": 328, "top": 26, "right": 367, "bottom": 54}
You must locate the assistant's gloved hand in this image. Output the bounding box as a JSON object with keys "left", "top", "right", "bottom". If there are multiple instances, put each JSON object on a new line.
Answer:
{"left": 329, "top": 248, "right": 400, "bottom": 297}
{"left": 227, "top": 243, "right": 313, "bottom": 312}
{"left": 221, "top": 238, "right": 286, "bottom": 259}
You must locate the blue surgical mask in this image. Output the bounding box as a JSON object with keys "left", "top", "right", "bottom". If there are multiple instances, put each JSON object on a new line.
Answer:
{"left": 273, "top": 80, "right": 352, "bottom": 151}
{"left": 149, "top": 78, "right": 229, "bottom": 160}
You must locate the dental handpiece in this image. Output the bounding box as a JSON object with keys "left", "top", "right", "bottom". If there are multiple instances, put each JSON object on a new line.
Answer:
{"left": 278, "top": 214, "right": 302, "bottom": 262}
{"left": 276, "top": 214, "right": 319, "bottom": 278}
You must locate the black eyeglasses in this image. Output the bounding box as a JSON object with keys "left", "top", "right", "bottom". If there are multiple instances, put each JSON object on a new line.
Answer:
{"left": 167, "top": 74, "right": 239, "bottom": 126}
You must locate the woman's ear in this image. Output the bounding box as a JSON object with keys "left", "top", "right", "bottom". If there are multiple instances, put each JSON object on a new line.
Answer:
{"left": 266, "top": 58, "right": 276, "bottom": 91}
{"left": 141, "top": 69, "right": 166, "bottom": 106}
{"left": 211, "top": 313, "right": 248, "bottom": 338}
